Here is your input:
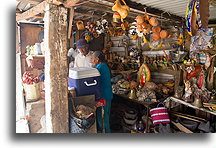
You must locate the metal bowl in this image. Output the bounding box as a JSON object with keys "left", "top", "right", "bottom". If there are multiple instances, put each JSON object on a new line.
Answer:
{"left": 169, "top": 50, "right": 188, "bottom": 62}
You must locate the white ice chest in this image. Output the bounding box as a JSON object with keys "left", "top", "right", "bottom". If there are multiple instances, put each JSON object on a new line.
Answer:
{"left": 68, "top": 67, "right": 101, "bottom": 99}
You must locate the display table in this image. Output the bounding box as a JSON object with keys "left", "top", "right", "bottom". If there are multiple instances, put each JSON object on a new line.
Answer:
{"left": 165, "top": 97, "right": 216, "bottom": 116}
{"left": 114, "top": 94, "right": 158, "bottom": 132}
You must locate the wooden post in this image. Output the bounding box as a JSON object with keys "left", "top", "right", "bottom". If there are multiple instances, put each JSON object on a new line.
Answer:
{"left": 44, "top": 3, "right": 69, "bottom": 133}
{"left": 68, "top": 7, "right": 74, "bottom": 39}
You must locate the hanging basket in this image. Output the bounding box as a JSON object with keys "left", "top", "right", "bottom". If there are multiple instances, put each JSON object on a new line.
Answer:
{"left": 150, "top": 102, "right": 170, "bottom": 125}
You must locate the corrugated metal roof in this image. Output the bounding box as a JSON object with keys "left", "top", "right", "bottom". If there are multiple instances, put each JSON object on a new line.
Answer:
{"left": 130, "top": 0, "right": 216, "bottom": 20}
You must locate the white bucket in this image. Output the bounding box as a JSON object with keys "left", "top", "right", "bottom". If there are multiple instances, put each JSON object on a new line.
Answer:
{"left": 23, "top": 83, "right": 41, "bottom": 101}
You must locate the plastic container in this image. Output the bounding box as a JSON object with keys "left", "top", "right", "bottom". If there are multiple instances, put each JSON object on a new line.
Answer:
{"left": 137, "top": 121, "right": 145, "bottom": 133}
{"left": 68, "top": 67, "right": 101, "bottom": 99}
{"left": 23, "top": 83, "right": 41, "bottom": 101}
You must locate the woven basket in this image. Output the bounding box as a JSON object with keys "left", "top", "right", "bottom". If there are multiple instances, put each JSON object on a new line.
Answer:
{"left": 150, "top": 102, "right": 170, "bottom": 125}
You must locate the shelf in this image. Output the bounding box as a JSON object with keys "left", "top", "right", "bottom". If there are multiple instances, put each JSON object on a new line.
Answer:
{"left": 165, "top": 97, "right": 216, "bottom": 116}
{"left": 111, "top": 70, "right": 137, "bottom": 74}
{"left": 114, "top": 94, "right": 158, "bottom": 107}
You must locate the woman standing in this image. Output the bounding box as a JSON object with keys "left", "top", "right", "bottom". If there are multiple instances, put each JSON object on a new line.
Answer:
{"left": 91, "top": 51, "right": 113, "bottom": 133}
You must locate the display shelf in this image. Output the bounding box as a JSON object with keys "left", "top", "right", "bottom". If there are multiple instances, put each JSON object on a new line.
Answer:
{"left": 111, "top": 70, "right": 137, "bottom": 74}
{"left": 165, "top": 97, "right": 216, "bottom": 116}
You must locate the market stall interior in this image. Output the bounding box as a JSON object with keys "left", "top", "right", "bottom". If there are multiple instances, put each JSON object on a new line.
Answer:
{"left": 16, "top": 0, "right": 216, "bottom": 133}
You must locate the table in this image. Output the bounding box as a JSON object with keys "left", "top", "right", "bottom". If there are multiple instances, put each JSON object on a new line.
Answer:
{"left": 114, "top": 94, "right": 158, "bottom": 132}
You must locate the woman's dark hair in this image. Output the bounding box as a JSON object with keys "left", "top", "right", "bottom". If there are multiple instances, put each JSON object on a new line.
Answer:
{"left": 92, "top": 51, "right": 112, "bottom": 76}
{"left": 92, "top": 51, "right": 106, "bottom": 62}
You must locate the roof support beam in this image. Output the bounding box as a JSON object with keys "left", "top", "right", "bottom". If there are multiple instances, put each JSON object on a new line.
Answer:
{"left": 16, "top": 1, "right": 47, "bottom": 21}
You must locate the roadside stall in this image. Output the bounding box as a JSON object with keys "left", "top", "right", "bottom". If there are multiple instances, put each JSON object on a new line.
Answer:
{"left": 16, "top": 0, "right": 216, "bottom": 133}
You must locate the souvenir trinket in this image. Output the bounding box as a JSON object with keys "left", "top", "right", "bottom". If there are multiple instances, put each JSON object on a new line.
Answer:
{"left": 182, "top": 80, "right": 193, "bottom": 103}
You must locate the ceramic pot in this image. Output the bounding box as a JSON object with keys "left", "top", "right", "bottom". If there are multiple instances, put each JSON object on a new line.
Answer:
{"left": 136, "top": 15, "right": 145, "bottom": 24}
{"left": 160, "top": 30, "right": 169, "bottom": 39}
{"left": 149, "top": 17, "right": 158, "bottom": 26}
{"left": 152, "top": 26, "right": 161, "bottom": 33}
{"left": 152, "top": 33, "right": 160, "bottom": 41}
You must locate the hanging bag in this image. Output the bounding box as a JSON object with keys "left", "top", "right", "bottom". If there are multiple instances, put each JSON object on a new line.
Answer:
{"left": 150, "top": 102, "right": 170, "bottom": 125}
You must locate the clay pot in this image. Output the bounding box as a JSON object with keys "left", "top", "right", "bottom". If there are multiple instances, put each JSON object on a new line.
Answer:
{"left": 142, "top": 25, "right": 151, "bottom": 35}
{"left": 141, "top": 22, "right": 147, "bottom": 29}
{"left": 149, "top": 17, "right": 158, "bottom": 27}
{"left": 160, "top": 30, "right": 169, "bottom": 39}
{"left": 137, "top": 24, "right": 143, "bottom": 31}
{"left": 152, "top": 33, "right": 160, "bottom": 41}
{"left": 121, "top": 20, "right": 130, "bottom": 30}
{"left": 152, "top": 26, "right": 161, "bottom": 33}
{"left": 136, "top": 15, "right": 145, "bottom": 24}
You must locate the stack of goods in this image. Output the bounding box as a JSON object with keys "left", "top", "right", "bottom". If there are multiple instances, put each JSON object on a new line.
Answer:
{"left": 106, "top": 50, "right": 141, "bottom": 71}
{"left": 122, "top": 109, "right": 138, "bottom": 132}
{"left": 133, "top": 13, "right": 174, "bottom": 50}
{"left": 112, "top": 79, "right": 130, "bottom": 95}
{"left": 111, "top": 63, "right": 175, "bottom": 101}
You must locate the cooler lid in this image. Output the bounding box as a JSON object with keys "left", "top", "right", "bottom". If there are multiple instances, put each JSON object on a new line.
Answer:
{"left": 69, "top": 67, "right": 100, "bottom": 79}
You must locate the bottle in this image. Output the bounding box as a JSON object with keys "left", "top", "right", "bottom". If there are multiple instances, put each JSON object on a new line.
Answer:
{"left": 137, "top": 121, "right": 144, "bottom": 133}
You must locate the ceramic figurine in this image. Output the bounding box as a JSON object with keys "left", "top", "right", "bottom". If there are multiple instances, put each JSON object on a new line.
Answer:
{"left": 197, "top": 67, "right": 206, "bottom": 89}
{"left": 174, "top": 86, "right": 184, "bottom": 99}
{"left": 182, "top": 80, "right": 193, "bottom": 102}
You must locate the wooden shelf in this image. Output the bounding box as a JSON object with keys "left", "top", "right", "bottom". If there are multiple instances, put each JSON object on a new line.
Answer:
{"left": 111, "top": 70, "right": 137, "bottom": 74}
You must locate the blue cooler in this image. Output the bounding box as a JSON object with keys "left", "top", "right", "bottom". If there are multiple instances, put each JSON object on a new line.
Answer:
{"left": 68, "top": 67, "right": 101, "bottom": 99}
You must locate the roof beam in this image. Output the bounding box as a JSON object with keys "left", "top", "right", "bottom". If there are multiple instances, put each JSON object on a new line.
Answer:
{"left": 16, "top": 1, "right": 47, "bottom": 21}
{"left": 16, "top": 0, "right": 43, "bottom": 5}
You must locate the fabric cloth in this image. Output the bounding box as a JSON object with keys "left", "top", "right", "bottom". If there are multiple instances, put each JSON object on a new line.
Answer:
{"left": 74, "top": 52, "right": 92, "bottom": 68}
{"left": 95, "top": 63, "right": 113, "bottom": 101}
{"left": 95, "top": 62, "right": 113, "bottom": 133}
{"left": 96, "top": 100, "right": 111, "bottom": 133}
